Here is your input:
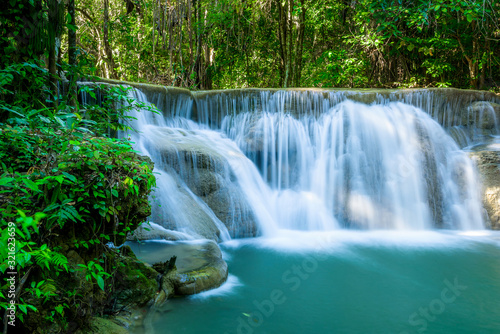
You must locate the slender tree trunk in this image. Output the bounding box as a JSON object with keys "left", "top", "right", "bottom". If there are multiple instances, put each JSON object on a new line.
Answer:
{"left": 294, "top": 0, "right": 306, "bottom": 87}
{"left": 277, "top": 0, "right": 287, "bottom": 87}
{"left": 195, "top": 0, "right": 202, "bottom": 88}
{"left": 204, "top": 44, "right": 212, "bottom": 89}
{"left": 168, "top": 2, "right": 174, "bottom": 77}
{"left": 284, "top": 0, "right": 293, "bottom": 87}
{"left": 48, "top": 40, "right": 58, "bottom": 104}
{"left": 456, "top": 35, "right": 478, "bottom": 89}
{"left": 479, "top": 37, "right": 488, "bottom": 89}
{"left": 48, "top": 0, "right": 61, "bottom": 107}
{"left": 188, "top": 0, "right": 194, "bottom": 68}
{"left": 68, "top": 0, "right": 78, "bottom": 108}
{"left": 103, "top": 0, "right": 117, "bottom": 79}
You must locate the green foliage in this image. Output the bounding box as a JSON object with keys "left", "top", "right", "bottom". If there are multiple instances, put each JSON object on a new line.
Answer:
{"left": 0, "top": 60, "right": 49, "bottom": 122}
{"left": 77, "top": 260, "right": 111, "bottom": 291}
{"left": 0, "top": 122, "right": 156, "bottom": 330}
{"left": 0, "top": 119, "right": 156, "bottom": 330}
{"left": 0, "top": 60, "right": 156, "bottom": 331}
{"left": 0, "top": 1, "right": 162, "bottom": 332}
{"left": 78, "top": 84, "right": 158, "bottom": 136}
{"left": 67, "top": 0, "right": 496, "bottom": 90}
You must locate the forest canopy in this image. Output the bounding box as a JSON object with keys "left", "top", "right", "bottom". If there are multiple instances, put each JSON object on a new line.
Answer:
{"left": 1, "top": 0, "right": 499, "bottom": 91}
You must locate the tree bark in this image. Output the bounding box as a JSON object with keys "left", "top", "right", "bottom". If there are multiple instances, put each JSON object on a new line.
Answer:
{"left": 68, "top": 0, "right": 78, "bottom": 109}
{"left": 277, "top": 0, "right": 288, "bottom": 87}
{"left": 294, "top": 0, "right": 306, "bottom": 87}
{"left": 195, "top": 0, "right": 203, "bottom": 88}
{"left": 48, "top": 0, "right": 62, "bottom": 107}
{"left": 103, "top": 0, "right": 118, "bottom": 79}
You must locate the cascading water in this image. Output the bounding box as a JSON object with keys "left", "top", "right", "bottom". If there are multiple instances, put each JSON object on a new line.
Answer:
{"left": 107, "top": 86, "right": 500, "bottom": 334}
{"left": 117, "top": 86, "right": 486, "bottom": 238}
{"left": 121, "top": 88, "right": 275, "bottom": 240}
{"left": 222, "top": 101, "right": 483, "bottom": 230}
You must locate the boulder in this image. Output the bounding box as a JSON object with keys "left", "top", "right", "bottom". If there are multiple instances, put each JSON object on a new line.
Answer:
{"left": 127, "top": 240, "right": 228, "bottom": 296}
{"left": 470, "top": 150, "right": 500, "bottom": 229}
{"left": 87, "top": 317, "right": 129, "bottom": 334}
{"left": 150, "top": 184, "right": 224, "bottom": 241}
{"left": 202, "top": 188, "right": 259, "bottom": 237}
{"left": 144, "top": 126, "right": 260, "bottom": 238}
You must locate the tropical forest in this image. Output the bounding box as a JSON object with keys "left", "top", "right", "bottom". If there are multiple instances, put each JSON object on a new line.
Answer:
{"left": 1, "top": 0, "right": 500, "bottom": 333}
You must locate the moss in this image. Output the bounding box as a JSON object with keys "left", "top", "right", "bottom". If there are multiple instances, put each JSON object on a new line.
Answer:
{"left": 110, "top": 246, "right": 159, "bottom": 308}
{"left": 86, "top": 317, "right": 129, "bottom": 334}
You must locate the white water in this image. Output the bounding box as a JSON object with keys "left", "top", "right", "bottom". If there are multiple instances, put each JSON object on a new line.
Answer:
{"left": 121, "top": 88, "right": 485, "bottom": 237}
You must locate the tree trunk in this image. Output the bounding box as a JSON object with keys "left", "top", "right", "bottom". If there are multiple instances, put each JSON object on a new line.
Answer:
{"left": 294, "top": 0, "right": 306, "bottom": 87}
{"left": 103, "top": 0, "right": 117, "bottom": 79}
{"left": 68, "top": 0, "right": 78, "bottom": 109}
{"left": 456, "top": 35, "right": 478, "bottom": 89}
{"left": 48, "top": 0, "right": 62, "bottom": 107}
{"left": 195, "top": 0, "right": 203, "bottom": 88}
{"left": 48, "top": 39, "right": 58, "bottom": 105}
{"left": 277, "top": 0, "right": 288, "bottom": 87}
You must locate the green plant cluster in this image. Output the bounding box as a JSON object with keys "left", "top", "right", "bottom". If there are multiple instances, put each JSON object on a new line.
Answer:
{"left": 0, "top": 122, "right": 156, "bottom": 332}
{"left": 0, "top": 1, "right": 162, "bottom": 331}
{"left": 0, "top": 54, "right": 157, "bottom": 331}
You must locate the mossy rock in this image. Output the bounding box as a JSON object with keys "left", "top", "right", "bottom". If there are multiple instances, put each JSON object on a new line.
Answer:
{"left": 127, "top": 240, "right": 228, "bottom": 296}
{"left": 110, "top": 246, "right": 159, "bottom": 309}
{"left": 87, "top": 317, "right": 129, "bottom": 334}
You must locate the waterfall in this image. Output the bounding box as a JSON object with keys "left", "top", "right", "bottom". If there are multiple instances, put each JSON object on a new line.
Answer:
{"left": 113, "top": 86, "right": 490, "bottom": 238}
{"left": 219, "top": 100, "right": 483, "bottom": 230}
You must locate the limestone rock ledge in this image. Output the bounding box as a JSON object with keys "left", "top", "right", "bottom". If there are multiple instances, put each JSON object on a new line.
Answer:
{"left": 470, "top": 150, "right": 500, "bottom": 229}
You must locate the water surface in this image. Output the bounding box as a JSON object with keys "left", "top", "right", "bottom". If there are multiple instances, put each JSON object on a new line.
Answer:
{"left": 132, "top": 231, "right": 500, "bottom": 334}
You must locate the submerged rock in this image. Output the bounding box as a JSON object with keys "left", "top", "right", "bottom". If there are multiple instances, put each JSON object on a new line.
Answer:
{"left": 470, "top": 151, "right": 500, "bottom": 229}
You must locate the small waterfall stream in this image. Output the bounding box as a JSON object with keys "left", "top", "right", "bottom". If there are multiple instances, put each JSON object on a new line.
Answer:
{"left": 116, "top": 87, "right": 493, "bottom": 238}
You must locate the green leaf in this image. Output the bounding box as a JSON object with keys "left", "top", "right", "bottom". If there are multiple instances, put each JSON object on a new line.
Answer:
{"left": 18, "top": 304, "right": 27, "bottom": 314}
{"left": 62, "top": 172, "right": 77, "bottom": 183}
{"left": 96, "top": 276, "right": 105, "bottom": 291}
{"left": 54, "top": 116, "right": 66, "bottom": 128}
{"left": 55, "top": 304, "right": 64, "bottom": 315}
{"left": 0, "top": 177, "right": 15, "bottom": 187}
{"left": 22, "top": 178, "right": 40, "bottom": 192}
